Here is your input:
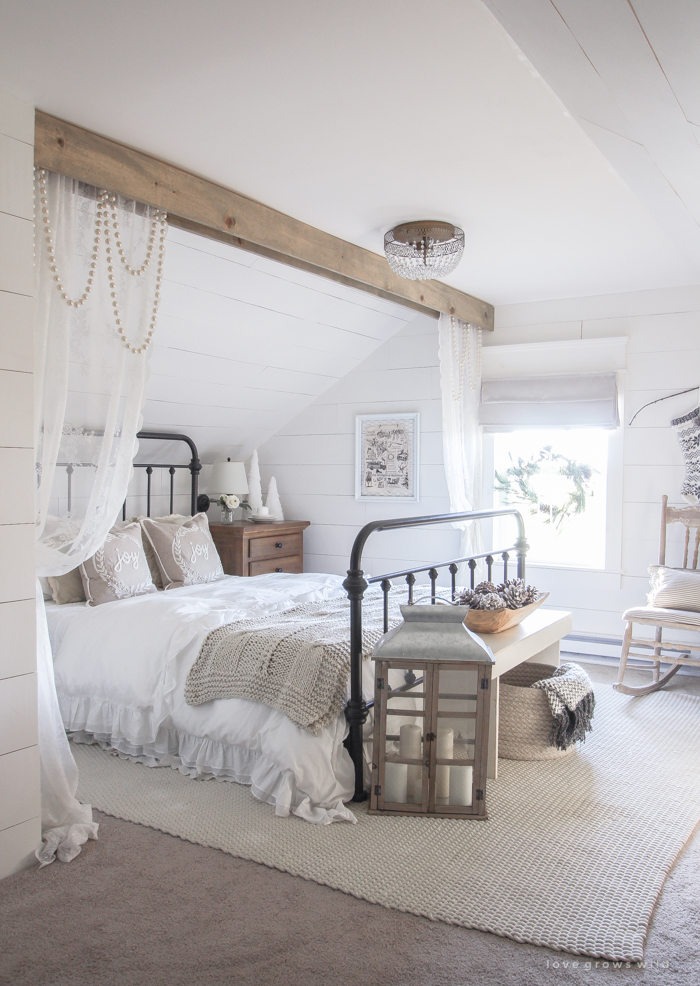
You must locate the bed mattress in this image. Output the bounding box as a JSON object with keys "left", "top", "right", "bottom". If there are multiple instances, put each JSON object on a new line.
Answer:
{"left": 46, "top": 572, "right": 376, "bottom": 824}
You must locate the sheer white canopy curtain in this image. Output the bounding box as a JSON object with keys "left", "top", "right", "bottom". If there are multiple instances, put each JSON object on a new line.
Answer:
{"left": 34, "top": 169, "right": 167, "bottom": 864}
{"left": 438, "top": 314, "right": 484, "bottom": 568}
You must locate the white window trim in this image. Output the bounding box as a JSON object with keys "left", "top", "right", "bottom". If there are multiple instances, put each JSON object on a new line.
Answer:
{"left": 479, "top": 337, "right": 627, "bottom": 576}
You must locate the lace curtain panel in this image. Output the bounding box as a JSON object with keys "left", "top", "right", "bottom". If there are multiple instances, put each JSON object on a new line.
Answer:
{"left": 438, "top": 314, "right": 484, "bottom": 568}
{"left": 34, "top": 170, "right": 166, "bottom": 864}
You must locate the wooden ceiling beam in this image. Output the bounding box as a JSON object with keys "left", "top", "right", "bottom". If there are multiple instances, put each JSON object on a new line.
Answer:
{"left": 34, "top": 111, "right": 494, "bottom": 330}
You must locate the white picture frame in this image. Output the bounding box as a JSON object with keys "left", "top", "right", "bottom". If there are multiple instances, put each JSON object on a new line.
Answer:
{"left": 355, "top": 413, "right": 420, "bottom": 501}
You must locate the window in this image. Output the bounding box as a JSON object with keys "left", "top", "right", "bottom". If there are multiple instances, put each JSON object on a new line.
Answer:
{"left": 477, "top": 339, "right": 626, "bottom": 574}
{"left": 491, "top": 428, "right": 609, "bottom": 569}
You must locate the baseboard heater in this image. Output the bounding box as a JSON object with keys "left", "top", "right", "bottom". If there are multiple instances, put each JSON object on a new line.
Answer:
{"left": 561, "top": 633, "right": 700, "bottom": 677}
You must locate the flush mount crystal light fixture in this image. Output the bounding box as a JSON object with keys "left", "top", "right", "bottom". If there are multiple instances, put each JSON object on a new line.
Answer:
{"left": 383, "top": 221, "right": 465, "bottom": 281}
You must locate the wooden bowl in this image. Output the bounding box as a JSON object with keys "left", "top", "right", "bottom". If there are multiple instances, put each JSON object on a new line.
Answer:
{"left": 464, "top": 593, "right": 549, "bottom": 634}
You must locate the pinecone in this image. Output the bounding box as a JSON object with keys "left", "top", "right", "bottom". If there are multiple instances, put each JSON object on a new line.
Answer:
{"left": 474, "top": 581, "right": 498, "bottom": 595}
{"left": 470, "top": 592, "right": 506, "bottom": 611}
{"left": 455, "top": 587, "right": 475, "bottom": 606}
{"left": 499, "top": 579, "right": 528, "bottom": 610}
{"left": 524, "top": 584, "right": 540, "bottom": 605}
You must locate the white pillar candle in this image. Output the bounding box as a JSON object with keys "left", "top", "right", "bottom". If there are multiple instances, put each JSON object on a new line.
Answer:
{"left": 449, "top": 742, "right": 473, "bottom": 807}
{"left": 436, "top": 726, "right": 454, "bottom": 803}
{"left": 448, "top": 767, "right": 473, "bottom": 806}
{"left": 256, "top": 506, "right": 270, "bottom": 516}
{"left": 384, "top": 762, "right": 407, "bottom": 804}
{"left": 400, "top": 722, "right": 422, "bottom": 803}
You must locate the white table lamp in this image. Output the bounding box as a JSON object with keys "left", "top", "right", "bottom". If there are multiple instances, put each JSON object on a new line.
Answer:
{"left": 208, "top": 459, "right": 249, "bottom": 496}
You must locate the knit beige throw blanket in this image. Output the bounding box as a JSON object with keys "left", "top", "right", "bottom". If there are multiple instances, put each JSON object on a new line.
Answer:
{"left": 184, "top": 592, "right": 403, "bottom": 735}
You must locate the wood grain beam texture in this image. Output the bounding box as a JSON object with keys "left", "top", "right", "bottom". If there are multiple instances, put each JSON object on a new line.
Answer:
{"left": 34, "top": 111, "right": 493, "bottom": 330}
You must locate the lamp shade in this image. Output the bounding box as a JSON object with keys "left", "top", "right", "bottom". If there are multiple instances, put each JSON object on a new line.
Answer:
{"left": 208, "top": 459, "right": 249, "bottom": 496}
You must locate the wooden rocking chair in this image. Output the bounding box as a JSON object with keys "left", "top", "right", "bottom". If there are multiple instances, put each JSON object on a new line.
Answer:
{"left": 615, "top": 495, "right": 700, "bottom": 696}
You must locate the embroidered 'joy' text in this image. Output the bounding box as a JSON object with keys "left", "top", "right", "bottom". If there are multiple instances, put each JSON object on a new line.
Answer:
{"left": 190, "top": 542, "right": 209, "bottom": 564}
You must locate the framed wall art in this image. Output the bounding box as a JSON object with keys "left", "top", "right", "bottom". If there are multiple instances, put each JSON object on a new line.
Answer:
{"left": 355, "top": 413, "right": 420, "bottom": 501}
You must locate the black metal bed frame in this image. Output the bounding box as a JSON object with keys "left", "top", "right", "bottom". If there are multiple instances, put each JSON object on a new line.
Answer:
{"left": 342, "top": 508, "right": 528, "bottom": 802}
{"left": 59, "top": 431, "right": 528, "bottom": 805}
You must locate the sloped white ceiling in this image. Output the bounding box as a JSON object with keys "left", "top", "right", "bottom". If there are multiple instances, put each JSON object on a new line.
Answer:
{"left": 1, "top": 0, "right": 697, "bottom": 305}
{"left": 482, "top": 0, "right": 700, "bottom": 276}
{"left": 139, "top": 226, "right": 414, "bottom": 465}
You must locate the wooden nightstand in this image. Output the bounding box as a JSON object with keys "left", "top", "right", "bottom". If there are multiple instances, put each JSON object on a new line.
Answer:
{"left": 209, "top": 519, "right": 310, "bottom": 577}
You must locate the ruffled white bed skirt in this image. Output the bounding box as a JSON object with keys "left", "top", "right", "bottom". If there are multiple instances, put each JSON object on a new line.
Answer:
{"left": 61, "top": 693, "right": 357, "bottom": 826}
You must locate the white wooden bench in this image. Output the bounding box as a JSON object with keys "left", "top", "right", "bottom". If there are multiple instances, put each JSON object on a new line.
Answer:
{"left": 478, "top": 608, "right": 573, "bottom": 778}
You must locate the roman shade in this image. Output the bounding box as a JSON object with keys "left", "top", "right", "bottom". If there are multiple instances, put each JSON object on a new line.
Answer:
{"left": 479, "top": 373, "right": 619, "bottom": 430}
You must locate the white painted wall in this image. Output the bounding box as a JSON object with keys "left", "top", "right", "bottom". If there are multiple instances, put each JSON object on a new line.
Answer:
{"left": 488, "top": 285, "right": 700, "bottom": 652}
{"left": 259, "top": 283, "right": 700, "bottom": 656}
{"left": 50, "top": 224, "right": 414, "bottom": 522}
{"left": 0, "top": 91, "right": 40, "bottom": 878}
{"left": 258, "top": 313, "right": 461, "bottom": 586}
{"left": 142, "top": 226, "right": 413, "bottom": 465}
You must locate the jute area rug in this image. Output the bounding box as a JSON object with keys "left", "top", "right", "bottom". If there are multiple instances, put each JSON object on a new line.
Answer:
{"left": 74, "top": 683, "right": 700, "bottom": 963}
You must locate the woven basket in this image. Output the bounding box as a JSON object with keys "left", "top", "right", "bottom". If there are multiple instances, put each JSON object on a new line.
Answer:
{"left": 498, "top": 663, "right": 575, "bottom": 761}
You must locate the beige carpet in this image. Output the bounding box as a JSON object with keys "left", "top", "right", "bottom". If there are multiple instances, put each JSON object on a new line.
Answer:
{"left": 72, "top": 681, "right": 700, "bottom": 962}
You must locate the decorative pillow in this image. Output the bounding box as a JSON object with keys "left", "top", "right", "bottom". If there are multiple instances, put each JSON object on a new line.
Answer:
{"left": 119, "top": 514, "right": 190, "bottom": 589}
{"left": 648, "top": 565, "right": 700, "bottom": 612}
{"left": 141, "top": 513, "right": 224, "bottom": 590}
{"left": 80, "top": 522, "right": 157, "bottom": 606}
{"left": 47, "top": 568, "right": 86, "bottom": 605}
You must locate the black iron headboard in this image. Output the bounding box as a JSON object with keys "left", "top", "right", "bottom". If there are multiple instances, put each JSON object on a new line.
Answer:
{"left": 58, "top": 430, "right": 206, "bottom": 519}
{"left": 126, "top": 431, "right": 203, "bottom": 518}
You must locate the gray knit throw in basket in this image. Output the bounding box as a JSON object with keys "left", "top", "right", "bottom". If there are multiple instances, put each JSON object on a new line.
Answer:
{"left": 499, "top": 663, "right": 595, "bottom": 761}
{"left": 533, "top": 662, "right": 596, "bottom": 751}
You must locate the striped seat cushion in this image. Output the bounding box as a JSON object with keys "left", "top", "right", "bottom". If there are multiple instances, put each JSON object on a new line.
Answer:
{"left": 623, "top": 605, "right": 700, "bottom": 628}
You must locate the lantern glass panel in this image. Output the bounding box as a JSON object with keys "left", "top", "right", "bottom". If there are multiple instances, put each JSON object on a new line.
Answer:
{"left": 386, "top": 669, "right": 424, "bottom": 713}
{"left": 383, "top": 670, "right": 427, "bottom": 806}
{"left": 384, "top": 713, "right": 426, "bottom": 806}
{"left": 436, "top": 668, "right": 478, "bottom": 808}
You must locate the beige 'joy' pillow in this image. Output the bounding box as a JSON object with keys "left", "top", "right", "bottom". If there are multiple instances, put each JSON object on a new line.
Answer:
{"left": 80, "top": 522, "right": 157, "bottom": 606}
{"left": 119, "top": 514, "right": 190, "bottom": 590}
{"left": 141, "top": 513, "right": 224, "bottom": 590}
{"left": 648, "top": 565, "right": 700, "bottom": 612}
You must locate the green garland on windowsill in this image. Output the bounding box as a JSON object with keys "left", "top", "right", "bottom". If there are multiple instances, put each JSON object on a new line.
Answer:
{"left": 494, "top": 446, "right": 597, "bottom": 531}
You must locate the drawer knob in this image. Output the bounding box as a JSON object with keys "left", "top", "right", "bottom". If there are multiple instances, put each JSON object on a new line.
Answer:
{"left": 275, "top": 567, "right": 283, "bottom": 572}
{"left": 275, "top": 542, "right": 283, "bottom": 549}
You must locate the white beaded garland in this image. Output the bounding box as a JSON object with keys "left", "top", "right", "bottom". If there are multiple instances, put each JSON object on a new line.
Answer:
{"left": 450, "top": 316, "right": 482, "bottom": 400}
{"left": 103, "top": 198, "right": 166, "bottom": 355}
{"left": 37, "top": 168, "right": 106, "bottom": 309}
{"left": 37, "top": 168, "right": 167, "bottom": 354}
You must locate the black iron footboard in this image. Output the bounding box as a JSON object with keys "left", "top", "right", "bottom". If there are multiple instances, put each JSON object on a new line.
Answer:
{"left": 342, "top": 508, "right": 528, "bottom": 802}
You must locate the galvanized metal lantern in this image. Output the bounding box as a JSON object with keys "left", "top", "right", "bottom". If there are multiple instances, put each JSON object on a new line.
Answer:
{"left": 369, "top": 603, "right": 494, "bottom": 819}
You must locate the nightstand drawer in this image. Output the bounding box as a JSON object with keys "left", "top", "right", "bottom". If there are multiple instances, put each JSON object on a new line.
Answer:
{"left": 249, "top": 533, "right": 302, "bottom": 561}
{"left": 249, "top": 555, "right": 303, "bottom": 577}
{"left": 208, "top": 520, "right": 309, "bottom": 578}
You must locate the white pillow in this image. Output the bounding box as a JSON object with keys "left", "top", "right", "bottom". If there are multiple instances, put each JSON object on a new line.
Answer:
{"left": 648, "top": 565, "right": 700, "bottom": 612}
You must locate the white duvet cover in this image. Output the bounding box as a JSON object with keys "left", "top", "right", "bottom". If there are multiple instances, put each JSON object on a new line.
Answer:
{"left": 47, "top": 572, "right": 376, "bottom": 825}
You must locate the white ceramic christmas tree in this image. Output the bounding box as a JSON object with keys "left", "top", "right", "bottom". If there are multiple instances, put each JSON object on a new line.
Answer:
{"left": 246, "top": 449, "right": 263, "bottom": 513}
{"left": 266, "top": 477, "right": 284, "bottom": 521}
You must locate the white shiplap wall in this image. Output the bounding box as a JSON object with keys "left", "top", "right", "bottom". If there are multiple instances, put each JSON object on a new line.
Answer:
{"left": 50, "top": 225, "right": 415, "bottom": 522}
{"left": 141, "top": 227, "right": 413, "bottom": 465}
{"left": 0, "top": 91, "right": 40, "bottom": 878}
{"left": 489, "top": 285, "right": 700, "bottom": 648}
{"left": 259, "top": 283, "right": 700, "bottom": 650}
{"left": 258, "top": 313, "right": 461, "bottom": 583}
